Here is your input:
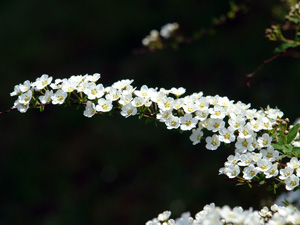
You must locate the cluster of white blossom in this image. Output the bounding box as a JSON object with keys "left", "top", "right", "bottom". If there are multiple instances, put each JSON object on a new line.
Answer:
{"left": 142, "top": 22, "right": 179, "bottom": 46}
{"left": 10, "top": 74, "right": 300, "bottom": 191}
{"left": 219, "top": 120, "right": 300, "bottom": 191}
{"left": 146, "top": 203, "right": 300, "bottom": 225}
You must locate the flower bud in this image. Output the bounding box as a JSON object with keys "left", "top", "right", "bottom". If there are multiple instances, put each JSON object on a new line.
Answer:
{"left": 284, "top": 130, "right": 289, "bottom": 135}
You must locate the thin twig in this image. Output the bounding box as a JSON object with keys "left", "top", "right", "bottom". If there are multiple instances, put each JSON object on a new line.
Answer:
{"left": 245, "top": 50, "right": 287, "bottom": 88}
{"left": 0, "top": 107, "right": 17, "bottom": 114}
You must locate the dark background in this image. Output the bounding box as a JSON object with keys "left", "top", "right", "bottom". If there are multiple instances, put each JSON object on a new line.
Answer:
{"left": 1, "top": 0, "right": 299, "bottom": 224}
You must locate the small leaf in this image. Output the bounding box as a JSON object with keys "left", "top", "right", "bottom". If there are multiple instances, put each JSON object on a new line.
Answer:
{"left": 266, "top": 185, "right": 273, "bottom": 192}
{"left": 271, "top": 133, "right": 280, "bottom": 138}
{"left": 138, "top": 113, "right": 144, "bottom": 119}
{"left": 283, "top": 144, "right": 293, "bottom": 152}
{"left": 235, "top": 182, "right": 245, "bottom": 186}
{"left": 278, "top": 132, "right": 285, "bottom": 145}
{"left": 291, "top": 147, "right": 300, "bottom": 158}
{"left": 287, "top": 124, "right": 300, "bottom": 144}
{"left": 145, "top": 117, "right": 156, "bottom": 124}
{"left": 274, "top": 42, "right": 299, "bottom": 53}
{"left": 247, "top": 183, "right": 252, "bottom": 188}
{"left": 271, "top": 143, "right": 283, "bottom": 150}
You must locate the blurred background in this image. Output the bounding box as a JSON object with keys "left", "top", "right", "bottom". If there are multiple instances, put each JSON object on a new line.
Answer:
{"left": 0, "top": 0, "right": 300, "bottom": 224}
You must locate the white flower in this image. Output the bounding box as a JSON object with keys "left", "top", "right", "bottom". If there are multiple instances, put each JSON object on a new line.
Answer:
{"left": 235, "top": 137, "right": 254, "bottom": 153}
{"left": 131, "top": 96, "right": 145, "bottom": 108}
{"left": 262, "top": 117, "right": 273, "bottom": 130}
{"left": 61, "top": 79, "right": 77, "bottom": 93}
{"left": 228, "top": 114, "right": 246, "bottom": 130}
{"left": 279, "top": 167, "right": 294, "bottom": 180}
{"left": 50, "top": 78, "right": 63, "bottom": 90}
{"left": 183, "top": 102, "right": 197, "bottom": 114}
{"left": 160, "top": 22, "right": 179, "bottom": 39}
{"left": 13, "top": 101, "right": 30, "bottom": 113}
{"left": 287, "top": 157, "right": 300, "bottom": 169}
{"left": 19, "top": 80, "right": 32, "bottom": 93}
{"left": 95, "top": 98, "right": 113, "bottom": 112}
{"left": 120, "top": 103, "right": 137, "bottom": 118}
{"left": 85, "top": 73, "right": 101, "bottom": 82}
{"left": 256, "top": 158, "right": 272, "bottom": 172}
{"left": 248, "top": 119, "right": 263, "bottom": 132}
{"left": 195, "top": 97, "right": 209, "bottom": 111}
{"left": 238, "top": 124, "right": 254, "bottom": 139}
{"left": 51, "top": 90, "right": 67, "bottom": 105}
{"left": 112, "top": 79, "right": 133, "bottom": 90}
{"left": 224, "top": 153, "right": 241, "bottom": 167}
{"left": 264, "top": 164, "right": 279, "bottom": 178}
{"left": 118, "top": 93, "right": 133, "bottom": 105}
{"left": 260, "top": 146, "right": 279, "bottom": 162}
{"left": 195, "top": 109, "right": 209, "bottom": 121}
{"left": 225, "top": 164, "right": 241, "bottom": 179}
{"left": 83, "top": 101, "right": 97, "bottom": 118}
{"left": 209, "top": 105, "right": 226, "bottom": 119}
{"left": 134, "top": 85, "right": 152, "bottom": 98}
{"left": 158, "top": 211, "right": 171, "bottom": 221}
{"left": 243, "top": 164, "right": 259, "bottom": 180}
{"left": 258, "top": 133, "right": 272, "bottom": 148}
{"left": 219, "top": 206, "right": 244, "bottom": 224}
{"left": 158, "top": 97, "right": 175, "bottom": 111}
{"left": 238, "top": 153, "right": 253, "bottom": 166}
{"left": 106, "top": 87, "right": 122, "bottom": 101}
{"left": 285, "top": 174, "right": 299, "bottom": 190}
{"left": 259, "top": 206, "right": 272, "bottom": 217}
{"left": 173, "top": 99, "right": 184, "bottom": 110}
{"left": 10, "top": 84, "right": 21, "bottom": 96}
{"left": 218, "top": 127, "right": 236, "bottom": 143}
{"left": 206, "top": 118, "right": 225, "bottom": 132}
{"left": 142, "top": 30, "right": 160, "bottom": 46}
{"left": 205, "top": 134, "right": 221, "bottom": 150}
{"left": 170, "top": 87, "right": 185, "bottom": 97}
{"left": 189, "top": 128, "right": 204, "bottom": 145}
{"left": 18, "top": 90, "right": 32, "bottom": 104}
{"left": 180, "top": 114, "right": 198, "bottom": 131}
{"left": 165, "top": 115, "right": 180, "bottom": 130}
{"left": 157, "top": 110, "right": 172, "bottom": 122}
{"left": 84, "top": 82, "right": 105, "bottom": 100}
{"left": 39, "top": 90, "right": 54, "bottom": 104}
{"left": 33, "top": 74, "right": 53, "bottom": 90}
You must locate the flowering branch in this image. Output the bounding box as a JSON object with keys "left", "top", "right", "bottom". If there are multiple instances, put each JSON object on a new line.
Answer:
{"left": 146, "top": 203, "right": 300, "bottom": 225}
{"left": 4, "top": 73, "right": 300, "bottom": 195}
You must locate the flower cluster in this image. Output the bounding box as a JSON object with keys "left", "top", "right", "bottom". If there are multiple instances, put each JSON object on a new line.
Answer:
{"left": 142, "top": 22, "right": 179, "bottom": 49}
{"left": 9, "top": 74, "right": 300, "bottom": 191}
{"left": 146, "top": 203, "right": 300, "bottom": 225}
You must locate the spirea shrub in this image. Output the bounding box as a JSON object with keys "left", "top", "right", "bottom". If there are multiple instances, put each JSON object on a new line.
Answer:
{"left": 7, "top": 73, "right": 300, "bottom": 224}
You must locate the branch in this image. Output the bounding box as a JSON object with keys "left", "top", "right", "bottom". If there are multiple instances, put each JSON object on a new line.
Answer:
{"left": 245, "top": 50, "right": 287, "bottom": 88}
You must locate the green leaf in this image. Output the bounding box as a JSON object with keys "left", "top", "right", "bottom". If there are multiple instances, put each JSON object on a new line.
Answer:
{"left": 271, "top": 133, "right": 280, "bottom": 138}
{"left": 283, "top": 144, "right": 293, "bottom": 152}
{"left": 259, "top": 180, "right": 265, "bottom": 185}
{"left": 287, "top": 124, "right": 300, "bottom": 144}
{"left": 235, "top": 182, "right": 245, "bottom": 186}
{"left": 291, "top": 147, "right": 300, "bottom": 158}
{"left": 271, "top": 143, "right": 283, "bottom": 150}
{"left": 278, "top": 132, "right": 285, "bottom": 145}
{"left": 247, "top": 183, "right": 252, "bottom": 188}
{"left": 145, "top": 117, "right": 156, "bottom": 124}
{"left": 266, "top": 185, "right": 273, "bottom": 191}
{"left": 138, "top": 113, "right": 144, "bottom": 119}
{"left": 274, "top": 42, "right": 299, "bottom": 53}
